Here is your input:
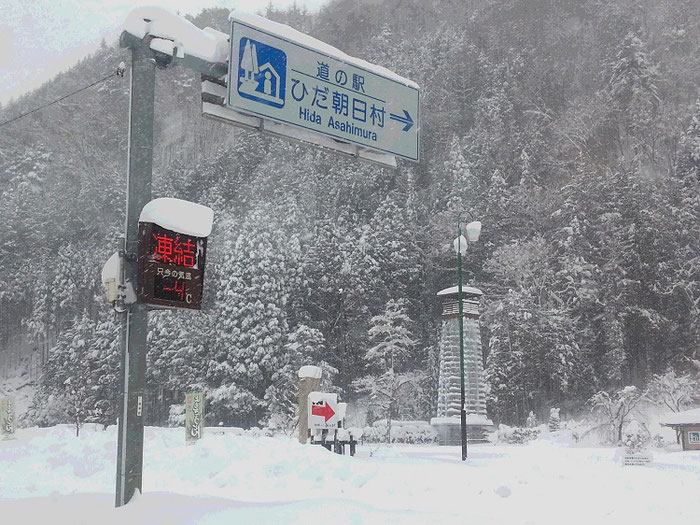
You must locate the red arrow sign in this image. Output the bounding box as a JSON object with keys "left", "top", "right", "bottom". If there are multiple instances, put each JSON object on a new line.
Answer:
{"left": 311, "top": 401, "right": 336, "bottom": 422}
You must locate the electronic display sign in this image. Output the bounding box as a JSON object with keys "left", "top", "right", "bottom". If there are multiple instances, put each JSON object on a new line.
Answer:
{"left": 137, "top": 222, "right": 208, "bottom": 310}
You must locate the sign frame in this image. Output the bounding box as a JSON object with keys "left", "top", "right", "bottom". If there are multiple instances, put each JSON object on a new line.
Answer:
{"left": 226, "top": 16, "right": 420, "bottom": 163}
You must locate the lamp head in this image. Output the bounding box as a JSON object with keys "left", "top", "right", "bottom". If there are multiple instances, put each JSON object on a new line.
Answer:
{"left": 453, "top": 235, "right": 468, "bottom": 256}
{"left": 465, "top": 221, "right": 482, "bottom": 243}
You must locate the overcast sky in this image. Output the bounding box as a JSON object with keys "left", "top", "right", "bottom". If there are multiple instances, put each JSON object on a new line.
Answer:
{"left": 0, "top": 0, "right": 327, "bottom": 105}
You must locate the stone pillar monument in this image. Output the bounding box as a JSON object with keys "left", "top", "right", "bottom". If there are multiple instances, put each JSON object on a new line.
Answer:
{"left": 431, "top": 286, "right": 493, "bottom": 444}
{"left": 297, "top": 365, "right": 322, "bottom": 444}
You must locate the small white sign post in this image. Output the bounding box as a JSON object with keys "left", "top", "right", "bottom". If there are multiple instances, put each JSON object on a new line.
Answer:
{"left": 185, "top": 392, "right": 205, "bottom": 444}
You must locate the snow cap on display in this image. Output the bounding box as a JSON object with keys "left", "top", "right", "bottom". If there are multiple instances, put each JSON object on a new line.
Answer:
{"left": 139, "top": 198, "right": 214, "bottom": 237}
{"left": 298, "top": 365, "right": 322, "bottom": 379}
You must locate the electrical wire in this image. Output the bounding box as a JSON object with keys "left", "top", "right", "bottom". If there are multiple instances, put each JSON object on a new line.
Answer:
{"left": 0, "top": 72, "right": 119, "bottom": 129}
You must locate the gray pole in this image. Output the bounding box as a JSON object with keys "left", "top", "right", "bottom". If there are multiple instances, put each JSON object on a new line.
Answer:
{"left": 115, "top": 35, "right": 155, "bottom": 507}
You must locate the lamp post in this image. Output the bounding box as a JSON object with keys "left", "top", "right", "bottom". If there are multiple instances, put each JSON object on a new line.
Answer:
{"left": 453, "top": 212, "right": 481, "bottom": 461}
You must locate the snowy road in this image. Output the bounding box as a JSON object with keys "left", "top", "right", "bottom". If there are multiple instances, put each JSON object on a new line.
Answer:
{"left": 1, "top": 425, "right": 699, "bottom": 524}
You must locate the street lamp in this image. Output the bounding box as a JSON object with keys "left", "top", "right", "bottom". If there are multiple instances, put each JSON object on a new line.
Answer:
{"left": 454, "top": 211, "right": 481, "bottom": 461}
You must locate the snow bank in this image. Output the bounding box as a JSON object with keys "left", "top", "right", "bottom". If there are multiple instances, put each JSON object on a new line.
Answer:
{"left": 2, "top": 425, "right": 700, "bottom": 524}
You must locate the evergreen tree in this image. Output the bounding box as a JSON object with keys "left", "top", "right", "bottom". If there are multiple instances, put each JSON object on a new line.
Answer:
{"left": 356, "top": 299, "right": 417, "bottom": 441}
{"left": 208, "top": 205, "right": 302, "bottom": 427}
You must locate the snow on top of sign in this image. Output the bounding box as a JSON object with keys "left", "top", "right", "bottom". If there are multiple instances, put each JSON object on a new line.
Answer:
{"left": 123, "top": 7, "right": 228, "bottom": 64}
{"left": 139, "top": 198, "right": 214, "bottom": 237}
{"left": 437, "top": 285, "right": 484, "bottom": 297}
{"left": 430, "top": 415, "right": 494, "bottom": 426}
{"left": 298, "top": 365, "right": 322, "bottom": 379}
{"left": 660, "top": 407, "right": 700, "bottom": 425}
{"left": 229, "top": 11, "right": 419, "bottom": 90}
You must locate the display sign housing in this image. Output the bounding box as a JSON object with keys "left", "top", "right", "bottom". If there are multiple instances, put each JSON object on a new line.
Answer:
{"left": 137, "top": 222, "right": 207, "bottom": 309}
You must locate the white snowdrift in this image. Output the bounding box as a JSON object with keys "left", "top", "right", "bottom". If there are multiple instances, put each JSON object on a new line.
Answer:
{"left": 1, "top": 424, "right": 699, "bottom": 524}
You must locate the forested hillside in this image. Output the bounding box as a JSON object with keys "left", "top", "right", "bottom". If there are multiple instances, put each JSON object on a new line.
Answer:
{"left": 1, "top": 0, "right": 699, "bottom": 428}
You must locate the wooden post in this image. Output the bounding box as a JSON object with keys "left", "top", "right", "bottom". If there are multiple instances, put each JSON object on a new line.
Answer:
{"left": 297, "top": 366, "right": 322, "bottom": 444}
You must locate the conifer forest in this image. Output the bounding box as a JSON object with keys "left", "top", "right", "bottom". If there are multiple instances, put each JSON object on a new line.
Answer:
{"left": 1, "top": 0, "right": 699, "bottom": 429}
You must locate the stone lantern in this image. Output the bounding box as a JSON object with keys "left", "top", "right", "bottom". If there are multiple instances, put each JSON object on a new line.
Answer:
{"left": 431, "top": 286, "right": 493, "bottom": 445}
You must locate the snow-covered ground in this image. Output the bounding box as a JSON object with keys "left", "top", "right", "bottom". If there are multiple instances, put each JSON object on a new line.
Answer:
{"left": 1, "top": 425, "right": 699, "bottom": 524}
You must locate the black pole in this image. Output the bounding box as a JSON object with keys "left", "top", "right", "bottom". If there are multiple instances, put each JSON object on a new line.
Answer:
{"left": 457, "top": 221, "right": 468, "bottom": 461}
{"left": 115, "top": 35, "right": 155, "bottom": 507}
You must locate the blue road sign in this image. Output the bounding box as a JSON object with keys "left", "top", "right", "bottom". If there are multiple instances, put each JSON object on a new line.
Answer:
{"left": 228, "top": 16, "right": 420, "bottom": 162}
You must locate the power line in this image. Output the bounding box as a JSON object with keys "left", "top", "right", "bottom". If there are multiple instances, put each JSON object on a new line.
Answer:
{"left": 0, "top": 72, "right": 119, "bottom": 129}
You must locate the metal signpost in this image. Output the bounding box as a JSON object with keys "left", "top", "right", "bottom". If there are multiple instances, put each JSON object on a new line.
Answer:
{"left": 113, "top": 6, "right": 420, "bottom": 507}
{"left": 114, "top": 34, "right": 155, "bottom": 508}
{"left": 115, "top": 22, "right": 219, "bottom": 507}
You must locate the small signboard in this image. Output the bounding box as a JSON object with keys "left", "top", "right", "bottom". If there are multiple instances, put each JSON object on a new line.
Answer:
{"left": 623, "top": 452, "right": 653, "bottom": 466}
{"left": 307, "top": 391, "right": 339, "bottom": 430}
{"left": 185, "top": 392, "right": 205, "bottom": 443}
{"left": 227, "top": 15, "right": 419, "bottom": 162}
{"left": 0, "top": 397, "right": 16, "bottom": 439}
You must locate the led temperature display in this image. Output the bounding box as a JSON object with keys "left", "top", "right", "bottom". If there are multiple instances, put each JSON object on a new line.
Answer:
{"left": 137, "top": 222, "right": 207, "bottom": 310}
{"left": 151, "top": 225, "right": 198, "bottom": 268}
{"left": 154, "top": 275, "right": 190, "bottom": 303}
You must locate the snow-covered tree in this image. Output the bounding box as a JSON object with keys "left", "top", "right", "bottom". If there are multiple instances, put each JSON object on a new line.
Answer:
{"left": 548, "top": 408, "right": 560, "bottom": 432}
{"left": 608, "top": 32, "right": 661, "bottom": 161}
{"left": 526, "top": 411, "right": 538, "bottom": 429}
{"left": 208, "top": 205, "right": 302, "bottom": 427}
{"left": 356, "top": 299, "right": 417, "bottom": 441}
{"left": 588, "top": 386, "right": 645, "bottom": 444}
{"left": 30, "top": 311, "right": 119, "bottom": 435}
{"left": 645, "top": 370, "right": 699, "bottom": 413}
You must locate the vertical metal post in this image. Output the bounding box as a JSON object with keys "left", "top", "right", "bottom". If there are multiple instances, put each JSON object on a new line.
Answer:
{"left": 116, "top": 37, "right": 155, "bottom": 507}
{"left": 457, "top": 221, "right": 468, "bottom": 461}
